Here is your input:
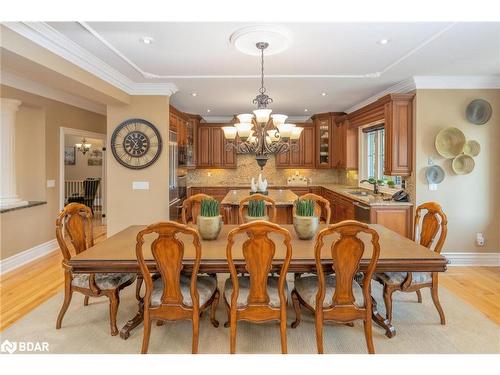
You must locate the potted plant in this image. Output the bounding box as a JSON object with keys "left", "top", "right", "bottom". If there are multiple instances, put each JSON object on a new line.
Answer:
{"left": 197, "top": 199, "right": 222, "bottom": 240}
{"left": 293, "top": 199, "right": 319, "bottom": 240}
{"left": 245, "top": 200, "right": 268, "bottom": 222}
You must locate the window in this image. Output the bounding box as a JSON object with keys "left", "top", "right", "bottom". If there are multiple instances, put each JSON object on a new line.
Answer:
{"left": 359, "top": 124, "right": 401, "bottom": 191}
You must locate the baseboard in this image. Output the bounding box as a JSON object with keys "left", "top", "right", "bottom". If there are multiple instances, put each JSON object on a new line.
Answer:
{"left": 0, "top": 239, "right": 59, "bottom": 275}
{"left": 443, "top": 252, "right": 500, "bottom": 266}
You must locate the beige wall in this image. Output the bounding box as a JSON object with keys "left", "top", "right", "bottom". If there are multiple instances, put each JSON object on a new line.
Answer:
{"left": 106, "top": 96, "right": 170, "bottom": 235}
{"left": 0, "top": 85, "right": 106, "bottom": 260}
{"left": 415, "top": 89, "right": 500, "bottom": 253}
{"left": 64, "top": 135, "right": 104, "bottom": 181}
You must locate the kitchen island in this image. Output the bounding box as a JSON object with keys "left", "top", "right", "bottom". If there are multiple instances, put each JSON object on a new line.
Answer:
{"left": 220, "top": 189, "right": 298, "bottom": 224}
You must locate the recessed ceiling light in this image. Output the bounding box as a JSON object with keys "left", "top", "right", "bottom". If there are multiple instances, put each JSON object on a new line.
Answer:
{"left": 207, "top": 109, "right": 211, "bottom": 113}
{"left": 304, "top": 109, "right": 309, "bottom": 112}
{"left": 378, "top": 38, "right": 390, "bottom": 45}
{"left": 191, "top": 92, "right": 197, "bottom": 97}
{"left": 321, "top": 93, "right": 327, "bottom": 97}
{"left": 141, "top": 36, "right": 154, "bottom": 44}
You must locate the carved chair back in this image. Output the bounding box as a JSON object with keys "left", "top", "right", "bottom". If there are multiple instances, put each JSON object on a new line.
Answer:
{"left": 181, "top": 193, "right": 214, "bottom": 224}
{"left": 314, "top": 220, "right": 380, "bottom": 311}
{"left": 293, "top": 193, "right": 331, "bottom": 223}
{"left": 56, "top": 203, "right": 94, "bottom": 262}
{"left": 135, "top": 221, "right": 202, "bottom": 313}
{"left": 238, "top": 194, "right": 277, "bottom": 223}
{"left": 226, "top": 220, "right": 292, "bottom": 309}
{"left": 413, "top": 202, "right": 448, "bottom": 254}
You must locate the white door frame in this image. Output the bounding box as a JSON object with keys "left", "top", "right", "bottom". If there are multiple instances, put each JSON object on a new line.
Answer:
{"left": 59, "top": 127, "right": 107, "bottom": 218}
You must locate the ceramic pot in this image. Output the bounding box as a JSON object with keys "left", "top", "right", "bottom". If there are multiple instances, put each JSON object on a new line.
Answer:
{"left": 244, "top": 215, "right": 269, "bottom": 223}
{"left": 197, "top": 215, "right": 222, "bottom": 240}
{"left": 293, "top": 215, "right": 319, "bottom": 240}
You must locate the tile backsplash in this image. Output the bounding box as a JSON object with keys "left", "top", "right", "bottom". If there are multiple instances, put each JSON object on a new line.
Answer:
{"left": 187, "top": 154, "right": 358, "bottom": 187}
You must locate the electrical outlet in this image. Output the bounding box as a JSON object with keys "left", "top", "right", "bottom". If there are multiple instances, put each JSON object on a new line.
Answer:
{"left": 476, "top": 233, "right": 485, "bottom": 246}
{"left": 429, "top": 183, "right": 437, "bottom": 191}
{"left": 427, "top": 157, "right": 434, "bottom": 166}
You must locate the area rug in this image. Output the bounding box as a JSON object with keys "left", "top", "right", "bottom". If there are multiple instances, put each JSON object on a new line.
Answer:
{"left": 1, "top": 277, "right": 499, "bottom": 354}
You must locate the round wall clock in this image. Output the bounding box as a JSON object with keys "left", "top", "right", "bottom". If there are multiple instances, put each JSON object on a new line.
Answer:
{"left": 111, "top": 118, "right": 162, "bottom": 170}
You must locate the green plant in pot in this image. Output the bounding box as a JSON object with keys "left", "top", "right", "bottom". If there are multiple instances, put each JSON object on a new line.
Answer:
{"left": 293, "top": 199, "right": 319, "bottom": 240}
{"left": 197, "top": 199, "right": 222, "bottom": 240}
{"left": 245, "top": 200, "right": 268, "bottom": 223}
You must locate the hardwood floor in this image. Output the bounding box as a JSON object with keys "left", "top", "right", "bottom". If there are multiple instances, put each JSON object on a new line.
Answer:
{"left": 1, "top": 225, "right": 499, "bottom": 331}
{"left": 0, "top": 222, "right": 106, "bottom": 331}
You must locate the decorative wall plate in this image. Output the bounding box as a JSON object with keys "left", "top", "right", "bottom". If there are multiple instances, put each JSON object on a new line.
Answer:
{"left": 466, "top": 99, "right": 492, "bottom": 125}
{"left": 425, "top": 165, "right": 445, "bottom": 184}
{"left": 452, "top": 154, "right": 475, "bottom": 175}
{"left": 435, "top": 127, "right": 466, "bottom": 158}
{"left": 463, "top": 140, "right": 481, "bottom": 157}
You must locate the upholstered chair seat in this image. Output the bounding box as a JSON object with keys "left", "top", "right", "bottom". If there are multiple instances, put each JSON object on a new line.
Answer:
{"left": 72, "top": 273, "right": 137, "bottom": 290}
{"left": 294, "top": 275, "right": 364, "bottom": 308}
{"left": 376, "top": 271, "right": 432, "bottom": 286}
{"left": 151, "top": 275, "right": 217, "bottom": 307}
{"left": 224, "top": 276, "right": 288, "bottom": 308}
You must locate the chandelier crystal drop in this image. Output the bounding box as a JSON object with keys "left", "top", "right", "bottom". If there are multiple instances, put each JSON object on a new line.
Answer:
{"left": 222, "top": 42, "right": 303, "bottom": 169}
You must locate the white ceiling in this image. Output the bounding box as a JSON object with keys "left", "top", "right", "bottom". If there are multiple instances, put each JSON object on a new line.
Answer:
{"left": 7, "top": 22, "right": 500, "bottom": 116}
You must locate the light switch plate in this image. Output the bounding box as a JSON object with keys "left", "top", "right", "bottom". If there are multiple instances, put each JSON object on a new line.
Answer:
{"left": 47, "top": 179, "right": 55, "bottom": 188}
{"left": 132, "top": 181, "right": 149, "bottom": 190}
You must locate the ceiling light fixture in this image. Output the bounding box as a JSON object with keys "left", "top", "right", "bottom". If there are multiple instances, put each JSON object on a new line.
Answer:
{"left": 207, "top": 109, "right": 211, "bottom": 113}
{"left": 378, "top": 38, "right": 390, "bottom": 45}
{"left": 75, "top": 137, "right": 92, "bottom": 155}
{"left": 304, "top": 109, "right": 309, "bottom": 112}
{"left": 321, "top": 93, "right": 327, "bottom": 97}
{"left": 141, "top": 36, "right": 154, "bottom": 44}
{"left": 191, "top": 92, "right": 197, "bottom": 97}
{"left": 223, "top": 42, "right": 302, "bottom": 170}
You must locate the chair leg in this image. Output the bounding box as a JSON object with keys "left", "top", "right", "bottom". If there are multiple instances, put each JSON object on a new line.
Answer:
{"left": 383, "top": 285, "right": 395, "bottom": 323}
{"left": 56, "top": 273, "right": 73, "bottom": 329}
{"left": 291, "top": 289, "right": 302, "bottom": 328}
{"left": 141, "top": 315, "right": 152, "bottom": 354}
{"left": 315, "top": 311, "right": 324, "bottom": 354}
{"left": 416, "top": 290, "right": 422, "bottom": 303}
{"left": 229, "top": 311, "right": 237, "bottom": 354}
{"left": 430, "top": 275, "right": 446, "bottom": 325}
{"left": 84, "top": 296, "right": 90, "bottom": 306}
{"left": 192, "top": 313, "right": 200, "bottom": 354}
{"left": 280, "top": 307, "right": 288, "bottom": 354}
{"left": 224, "top": 298, "right": 231, "bottom": 328}
{"left": 210, "top": 289, "right": 220, "bottom": 328}
{"left": 363, "top": 319, "right": 375, "bottom": 354}
{"left": 108, "top": 290, "right": 120, "bottom": 336}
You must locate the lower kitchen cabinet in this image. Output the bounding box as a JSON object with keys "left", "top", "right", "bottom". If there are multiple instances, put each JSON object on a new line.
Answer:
{"left": 370, "top": 205, "right": 413, "bottom": 238}
{"left": 322, "top": 188, "right": 354, "bottom": 223}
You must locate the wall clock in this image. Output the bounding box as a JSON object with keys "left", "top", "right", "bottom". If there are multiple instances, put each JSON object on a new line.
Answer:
{"left": 111, "top": 118, "right": 162, "bottom": 170}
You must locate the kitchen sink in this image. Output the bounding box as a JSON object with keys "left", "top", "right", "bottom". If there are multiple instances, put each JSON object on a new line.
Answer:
{"left": 348, "top": 190, "right": 371, "bottom": 196}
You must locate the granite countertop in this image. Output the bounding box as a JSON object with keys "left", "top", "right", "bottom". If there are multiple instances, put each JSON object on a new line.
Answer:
{"left": 220, "top": 189, "right": 298, "bottom": 206}
{"left": 188, "top": 183, "right": 412, "bottom": 207}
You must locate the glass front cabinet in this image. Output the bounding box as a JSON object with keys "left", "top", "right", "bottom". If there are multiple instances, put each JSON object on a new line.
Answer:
{"left": 313, "top": 113, "right": 332, "bottom": 168}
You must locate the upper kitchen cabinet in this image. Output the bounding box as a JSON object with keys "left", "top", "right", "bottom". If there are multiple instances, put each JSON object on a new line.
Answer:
{"left": 196, "top": 123, "right": 237, "bottom": 169}
{"left": 184, "top": 113, "right": 202, "bottom": 168}
{"left": 332, "top": 115, "right": 357, "bottom": 170}
{"left": 312, "top": 113, "right": 332, "bottom": 168}
{"left": 170, "top": 106, "right": 198, "bottom": 168}
{"left": 347, "top": 93, "right": 414, "bottom": 176}
{"left": 275, "top": 123, "right": 315, "bottom": 168}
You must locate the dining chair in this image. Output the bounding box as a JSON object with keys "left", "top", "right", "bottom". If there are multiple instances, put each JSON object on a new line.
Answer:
{"left": 373, "top": 202, "right": 448, "bottom": 325}
{"left": 135, "top": 221, "right": 220, "bottom": 354}
{"left": 181, "top": 193, "right": 214, "bottom": 224}
{"left": 293, "top": 193, "right": 331, "bottom": 224}
{"left": 291, "top": 220, "right": 381, "bottom": 354}
{"left": 238, "top": 193, "right": 277, "bottom": 223}
{"left": 55, "top": 203, "right": 137, "bottom": 336}
{"left": 224, "top": 220, "right": 292, "bottom": 354}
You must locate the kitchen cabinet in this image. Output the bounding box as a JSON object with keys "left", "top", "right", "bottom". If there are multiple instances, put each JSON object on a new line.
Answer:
{"left": 196, "top": 124, "right": 236, "bottom": 169}
{"left": 312, "top": 113, "right": 331, "bottom": 168}
{"left": 370, "top": 205, "right": 413, "bottom": 238}
{"left": 322, "top": 188, "right": 354, "bottom": 223}
{"left": 332, "top": 115, "right": 357, "bottom": 169}
{"left": 275, "top": 123, "right": 315, "bottom": 168}
{"left": 170, "top": 106, "right": 199, "bottom": 168}
{"left": 184, "top": 114, "right": 201, "bottom": 168}
{"left": 347, "top": 93, "right": 414, "bottom": 176}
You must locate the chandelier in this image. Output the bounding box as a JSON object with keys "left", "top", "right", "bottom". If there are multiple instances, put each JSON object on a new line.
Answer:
{"left": 75, "top": 137, "right": 92, "bottom": 155}
{"left": 222, "top": 42, "right": 303, "bottom": 169}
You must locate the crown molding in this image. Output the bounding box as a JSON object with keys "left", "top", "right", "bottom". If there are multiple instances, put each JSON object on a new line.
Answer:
{"left": 1, "top": 71, "right": 107, "bottom": 115}
{"left": 2, "top": 22, "right": 178, "bottom": 96}
{"left": 202, "top": 116, "right": 234, "bottom": 123}
{"left": 345, "top": 78, "right": 416, "bottom": 114}
{"left": 414, "top": 75, "right": 500, "bottom": 89}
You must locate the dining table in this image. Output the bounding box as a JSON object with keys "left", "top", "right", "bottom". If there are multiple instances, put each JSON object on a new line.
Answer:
{"left": 66, "top": 223, "right": 448, "bottom": 340}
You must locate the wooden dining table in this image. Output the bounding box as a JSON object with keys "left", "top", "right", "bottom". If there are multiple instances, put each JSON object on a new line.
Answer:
{"left": 66, "top": 224, "right": 448, "bottom": 340}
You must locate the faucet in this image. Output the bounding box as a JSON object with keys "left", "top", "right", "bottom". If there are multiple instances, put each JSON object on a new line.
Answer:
{"left": 360, "top": 179, "right": 380, "bottom": 194}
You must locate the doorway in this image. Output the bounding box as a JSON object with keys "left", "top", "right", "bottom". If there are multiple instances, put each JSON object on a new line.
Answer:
{"left": 59, "top": 127, "right": 106, "bottom": 225}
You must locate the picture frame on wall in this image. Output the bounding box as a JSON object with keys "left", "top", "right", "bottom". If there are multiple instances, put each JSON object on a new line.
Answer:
{"left": 88, "top": 149, "right": 103, "bottom": 166}
{"left": 64, "top": 146, "right": 76, "bottom": 165}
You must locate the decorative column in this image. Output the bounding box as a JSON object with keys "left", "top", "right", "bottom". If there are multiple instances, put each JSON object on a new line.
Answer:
{"left": 1, "top": 98, "right": 28, "bottom": 209}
